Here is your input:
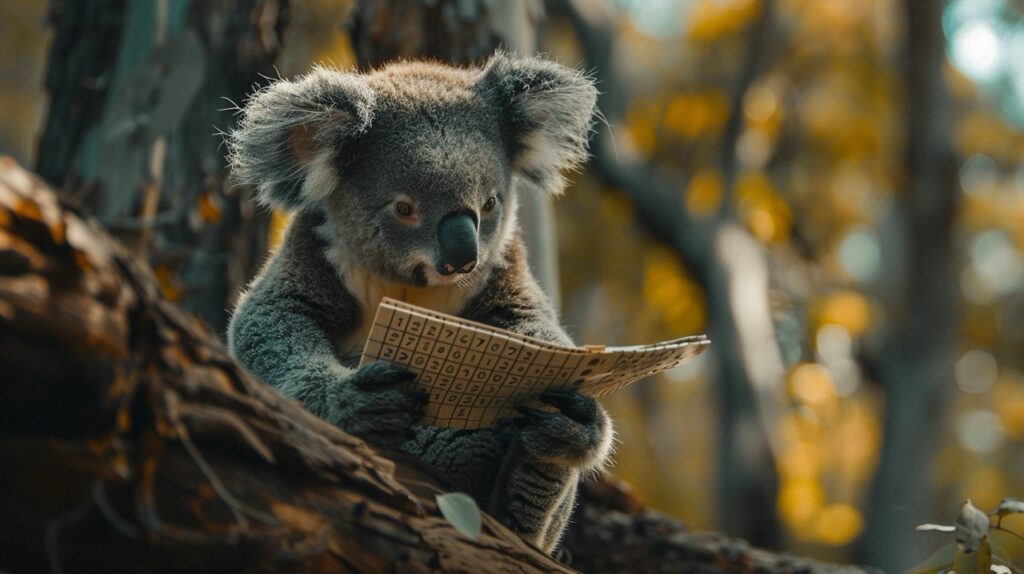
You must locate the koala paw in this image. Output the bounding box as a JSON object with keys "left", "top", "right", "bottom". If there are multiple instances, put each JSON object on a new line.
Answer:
{"left": 515, "top": 391, "right": 613, "bottom": 470}
{"left": 338, "top": 361, "right": 428, "bottom": 447}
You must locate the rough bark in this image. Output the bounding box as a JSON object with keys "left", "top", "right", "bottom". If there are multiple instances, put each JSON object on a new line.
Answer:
{"left": 565, "top": 479, "right": 874, "bottom": 574}
{"left": 0, "top": 157, "right": 567, "bottom": 574}
{"left": 857, "top": 0, "right": 960, "bottom": 569}
{"left": 0, "top": 158, "right": 869, "bottom": 573}
{"left": 35, "top": 0, "right": 287, "bottom": 334}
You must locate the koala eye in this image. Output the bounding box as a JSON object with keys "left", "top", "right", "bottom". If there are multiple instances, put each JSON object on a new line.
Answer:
{"left": 482, "top": 196, "right": 497, "bottom": 213}
{"left": 395, "top": 201, "right": 416, "bottom": 218}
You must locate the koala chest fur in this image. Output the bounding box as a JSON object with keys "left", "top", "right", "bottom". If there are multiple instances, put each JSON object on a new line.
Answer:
{"left": 333, "top": 277, "right": 479, "bottom": 358}
{"left": 321, "top": 225, "right": 491, "bottom": 359}
{"left": 226, "top": 52, "right": 612, "bottom": 554}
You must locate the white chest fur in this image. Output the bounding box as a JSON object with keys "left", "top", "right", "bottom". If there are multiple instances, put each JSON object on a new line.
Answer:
{"left": 335, "top": 260, "right": 487, "bottom": 357}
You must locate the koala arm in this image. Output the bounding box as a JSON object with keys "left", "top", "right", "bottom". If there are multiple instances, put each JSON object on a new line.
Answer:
{"left": 228, "top": 211, "right": 425, "bottom": 444}
{"left": 231, "top": 279, "right": 428, "bottom": 448}
{"left": 229, "top": 290, "right": 352, "bottom": 425}
{"left": 462, "top": 240, "right": 614, "bottom": 552}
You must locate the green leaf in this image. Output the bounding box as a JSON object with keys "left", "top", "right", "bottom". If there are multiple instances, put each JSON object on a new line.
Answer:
{"left": 436, "top": 492, "right": 481, "bottom": 540}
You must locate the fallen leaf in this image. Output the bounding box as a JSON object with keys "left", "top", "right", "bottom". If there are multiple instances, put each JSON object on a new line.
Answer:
{"left": 436, "top": 492, "right": 481, "bottom": 540}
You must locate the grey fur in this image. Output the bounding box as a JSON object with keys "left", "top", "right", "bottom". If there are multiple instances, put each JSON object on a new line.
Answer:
{"left": 227, "top": 68, "right": 377, "bottom": 209}
{"left": 226, "top": 53, "right": 610, "bottom": 553}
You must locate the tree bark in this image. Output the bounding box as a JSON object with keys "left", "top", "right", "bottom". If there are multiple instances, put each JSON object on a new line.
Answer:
{"left": 35, "top": 0, "right": 287, "bottom": 334}
{"left": 857, "top": 0, "right": 959, "bottom": 569}
{"left": 0, "top": 158, "right": 869, "bottom": 573}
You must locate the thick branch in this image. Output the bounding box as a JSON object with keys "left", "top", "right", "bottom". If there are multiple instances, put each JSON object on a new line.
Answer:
{"left": 0, "top": 158, "right": 864, "bottom": 572}
{"left": 0, "top": 157, "right": 567, "bottom": 573}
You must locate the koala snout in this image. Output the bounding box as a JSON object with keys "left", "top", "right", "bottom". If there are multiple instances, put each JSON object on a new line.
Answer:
{"left": 437, "top": 212, "right": 478, "bottom": 275}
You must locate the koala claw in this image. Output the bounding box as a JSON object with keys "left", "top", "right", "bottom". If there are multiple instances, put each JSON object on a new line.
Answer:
{"left": 338, "top": 361, "right": 426, "bottom": 447}
{"left": 348, "top": 361, "right": 418, "bottom": 389}
{"left": 515, "top": 391, "right": 611, "bottom": 468}
{"left": 514, "top": 405, "right": 557, "bottom": 423}
{"left": 539, "top": 390, "right": 598, "bottom": 423}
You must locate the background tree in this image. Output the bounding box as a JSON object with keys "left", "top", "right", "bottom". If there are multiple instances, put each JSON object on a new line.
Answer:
{"left": 34, "top": 0, "right": 287, "bottom": 333}
{"left": 858, "top": 0, "right": 960, "bottom": 568}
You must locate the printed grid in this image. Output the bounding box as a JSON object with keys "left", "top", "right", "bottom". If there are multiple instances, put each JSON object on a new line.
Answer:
{"left": 360, "top": 298, "right": 710, "bottom": 429}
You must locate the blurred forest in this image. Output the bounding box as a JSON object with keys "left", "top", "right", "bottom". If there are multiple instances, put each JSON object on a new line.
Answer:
{"left": 3, "top": 0, "right": 1024, "bottom": 571}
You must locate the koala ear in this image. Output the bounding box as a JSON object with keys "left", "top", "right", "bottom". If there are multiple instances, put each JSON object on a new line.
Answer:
{"left": 227, "top": 67, "right": 376, "bottom": 210}
{"left": 478, "top": 52, "right": 597, "bottom": 196}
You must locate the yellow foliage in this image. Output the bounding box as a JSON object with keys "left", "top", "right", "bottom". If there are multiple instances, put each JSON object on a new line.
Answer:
{"left": 799, "top": 1, "right": 858, "bottom": 39}
{"left": 685, "top": 168, "right": 723, "bottom": 217}
{"left": 643, "top": 249, "right": 707, "bottom": 335}
{"left": 778, "top": 478, "right": 825, "bottom": 536}
{"left": 736, "top": 170, "right": 792, "bottom": 243}
{"left": 991, "top": 380, "right": 1024, "bottom": 439}
{"left": 961, "top": 466, "right": 1009, "bottom": 512}
{"left": 813, "top": 503, "right": 863, "bottom": 546}
{"left": 778, "top": 409, "right": 821, "bottom": 442}
{"left": 788, "top": 362, "right": 836, "bottom": 408}
{"left": 778, "top": 441, "right": 821, "bottom": 480}
{"left": 743, "top": 83, "right": 784, "bottom": 140}
{"left": 960, "top": 193, "right": 1024, "bottom": 244}
{"left": 954, "top": 111, "right": 1024, "bottom": 163}
{"left": 686, "top": 0, "right": 761, "bottom": 42}
{"left": 663, "top": 91, "right": 729, "bottom": 140}
{"left": 813, "top": 290, "right": 871, "bottom": 336}
{"left": 832, "top": 401, "right": 881, "bottom": 483}
{"left": 625, "top": 98, "right": 660, "bottom": 157}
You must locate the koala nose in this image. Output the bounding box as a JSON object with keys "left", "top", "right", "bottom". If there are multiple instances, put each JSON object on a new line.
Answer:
{"left": 437, "top": 212, "right": 478, "bottom": 276}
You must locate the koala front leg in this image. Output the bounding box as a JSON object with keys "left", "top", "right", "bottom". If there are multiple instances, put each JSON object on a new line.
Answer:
{"left": 489, "top": 391, "right": 613, "bottom": 552}
{"left": 229, "top": 299, "right": 426, "bottom": 447}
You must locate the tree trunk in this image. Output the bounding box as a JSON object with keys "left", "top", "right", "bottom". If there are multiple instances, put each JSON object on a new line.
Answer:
{"left": 0, "top": 158, "right": 868, "bottom": 573}
{"left": 857, "top": 0, "right": 959, "bottom": 569}
{"left": 35, "top": 0, "right": 287, "bottom": 334}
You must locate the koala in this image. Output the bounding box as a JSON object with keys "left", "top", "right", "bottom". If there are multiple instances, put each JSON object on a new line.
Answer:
{"left": 225, "top": 52, "right": 613, "bottom": 553}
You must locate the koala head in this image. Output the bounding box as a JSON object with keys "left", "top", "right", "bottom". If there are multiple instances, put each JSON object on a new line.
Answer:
{"left": 227, "top": 52, "right": 597, "bottom": 287}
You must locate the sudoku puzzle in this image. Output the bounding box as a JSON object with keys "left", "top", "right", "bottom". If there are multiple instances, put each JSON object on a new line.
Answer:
{"left": 359, "top": 297, "right": 710, "bottom": 429}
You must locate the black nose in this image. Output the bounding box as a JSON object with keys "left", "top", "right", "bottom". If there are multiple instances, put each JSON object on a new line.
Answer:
{"left": 437, "top": 212, "right": 478, "bottom": 276}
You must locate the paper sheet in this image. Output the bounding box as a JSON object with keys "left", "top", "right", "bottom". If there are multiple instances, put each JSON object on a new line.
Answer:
{"left": 359, "top": 297, "right": 710, "bottom": 429}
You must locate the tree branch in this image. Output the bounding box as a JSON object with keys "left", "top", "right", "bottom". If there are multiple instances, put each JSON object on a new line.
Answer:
{"left": 0, "top": 157, "right": 867, "bottom": 572}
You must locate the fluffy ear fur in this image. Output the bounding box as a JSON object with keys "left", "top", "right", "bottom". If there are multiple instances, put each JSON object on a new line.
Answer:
{"left": 478, "top": 52, "right": 598, "bottom": 196}
{"left": 227, "top": 67, "right": 376, "bottom": 210}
